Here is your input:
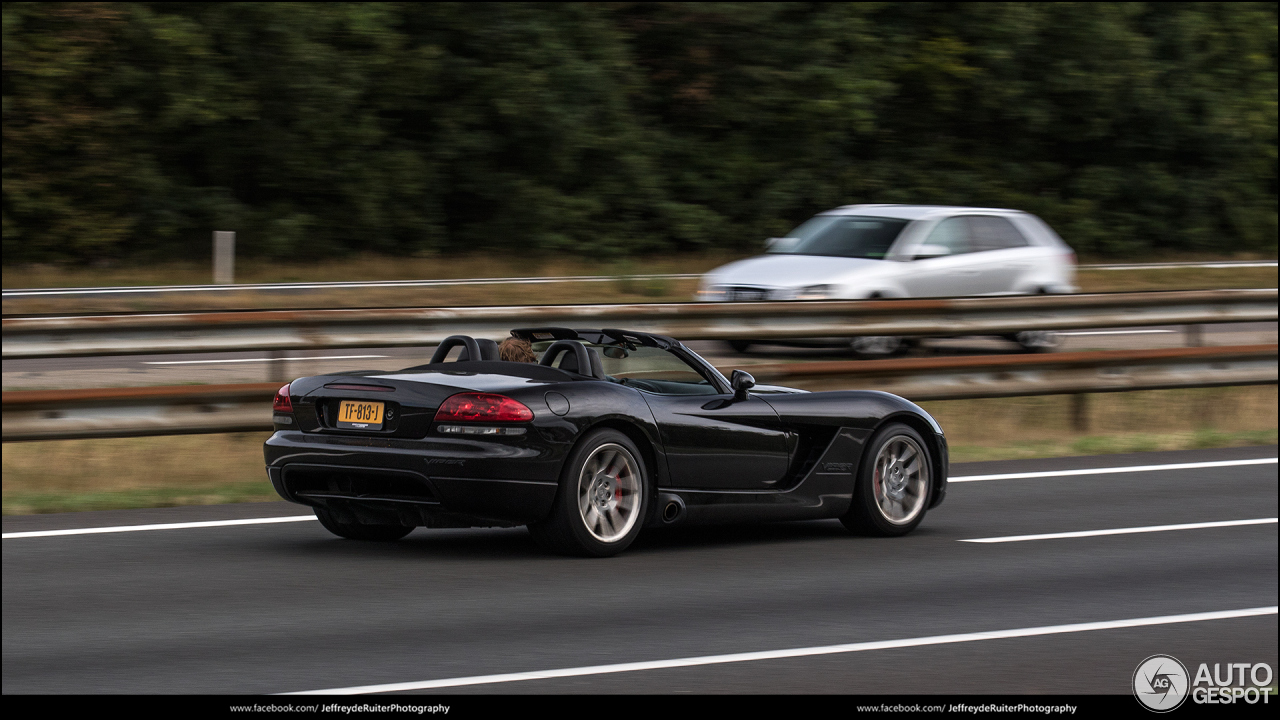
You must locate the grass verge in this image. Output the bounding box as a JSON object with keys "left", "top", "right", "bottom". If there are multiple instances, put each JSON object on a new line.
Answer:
{"left": 3, "top": 253, "right": 1274, "bottom": 315}
{"left": 923, "top": 386, "right": 1277, "bottom": 462}
{"left": 3, "top": 386, "right": 1274, "bottom": 515}
{"left": 3, "top": 432, "right": 278, "bottom": 515}
{"left": 945, "top": 429, "right": 1277, "bottom": 464}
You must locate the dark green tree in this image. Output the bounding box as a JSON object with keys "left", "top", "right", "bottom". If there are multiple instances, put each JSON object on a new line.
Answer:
{"left": 3, "top": 2, "right": 1275, "bottom": 264}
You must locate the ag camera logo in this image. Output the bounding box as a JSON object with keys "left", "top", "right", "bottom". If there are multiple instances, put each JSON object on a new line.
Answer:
{"left": 1134, "top": 655, "right": 1190, "bottom": 712}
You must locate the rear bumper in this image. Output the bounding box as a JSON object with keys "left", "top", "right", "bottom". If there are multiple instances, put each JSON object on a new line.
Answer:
{"left": 264, "top": 431, "right": 561, "bottom": 527}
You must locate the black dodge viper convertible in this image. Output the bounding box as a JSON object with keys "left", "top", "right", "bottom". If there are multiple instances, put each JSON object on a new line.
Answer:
{"left": 264, "top": 327, "right": 947, "bottom": 556}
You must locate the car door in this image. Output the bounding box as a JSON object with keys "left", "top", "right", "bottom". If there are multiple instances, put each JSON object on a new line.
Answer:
{"left": 902, "top": 216, "right": 1023, "bottom": 296}
{"left": 966, "top": 215, "right": 1034, "bottom": 293}
{"left": 600, "top": 343, "right": 792, "bottom": 490}
{"left": 642, "top": 392, "right": 792, "bottom": 491}
{"left": 899, "top": 216, "right": 984, "bottom": 297}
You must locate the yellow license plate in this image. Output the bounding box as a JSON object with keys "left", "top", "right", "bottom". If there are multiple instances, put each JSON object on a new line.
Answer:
{"left": 336, "top": 400, "right": 384, "bottom": 429}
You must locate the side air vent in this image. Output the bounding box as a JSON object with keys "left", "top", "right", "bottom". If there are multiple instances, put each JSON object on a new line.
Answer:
{"left": 788, "top": 427, "right": 841, "bottom": 484}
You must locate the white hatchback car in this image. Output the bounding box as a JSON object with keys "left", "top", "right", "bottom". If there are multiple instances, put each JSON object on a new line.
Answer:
{"left": 697, "top": 204, "right": 1078, "bottom": 353}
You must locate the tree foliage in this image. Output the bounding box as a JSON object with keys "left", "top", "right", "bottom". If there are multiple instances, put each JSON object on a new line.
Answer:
{"left": 3, "top": 2, "right": 1275, "bottom": 263}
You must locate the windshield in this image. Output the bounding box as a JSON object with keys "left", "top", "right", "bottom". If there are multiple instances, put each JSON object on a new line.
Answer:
{"left": 770, "top": 215, "right": 909, "bottom": 259}
{"left": 532, "top": 341, "right": 720, "bottom": 396}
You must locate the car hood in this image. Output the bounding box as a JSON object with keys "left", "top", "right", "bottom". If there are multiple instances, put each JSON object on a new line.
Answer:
{"left": 705, "top": 254, "right": 885, "bottom": 287}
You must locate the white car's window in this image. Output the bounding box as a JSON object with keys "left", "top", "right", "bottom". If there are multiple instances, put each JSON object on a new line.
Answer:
{"left": 771, "top": 215, "right": 909, "bottom": 260}
{"left": 923, "top": 217, "right": 974, "bottom": 255}
{"left": 969, "top": 216, "right": 1029, "bottom": 251}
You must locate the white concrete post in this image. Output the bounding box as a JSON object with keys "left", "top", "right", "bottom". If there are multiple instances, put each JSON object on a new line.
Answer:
{"left": 213, "top": 231, "right": 235, "bottom": 285}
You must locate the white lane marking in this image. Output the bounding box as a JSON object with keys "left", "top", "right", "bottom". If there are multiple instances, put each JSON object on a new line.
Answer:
{"left": 1059, "top": 329, "right": 1175, "bottom": 336}
{"left": 2, "top": 515, "right": 316, "bottom": 539}
{"left": 142, "top": 355, "right": 386, "bottom": 365}
{"left": 283, "top": 606, "right": 1279, "bottom": 695}
{"left": 950, "top": 457, "right": 1277, "bottom": 483}
{"left": 961, "top": 518, "right": 1277, "bottom": 544}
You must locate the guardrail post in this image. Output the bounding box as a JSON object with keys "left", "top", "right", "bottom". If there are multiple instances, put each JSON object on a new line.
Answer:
{"left": 1071, "top": 394, "right": 1090, "bottom": 433}
{"left": 1184, "top": 324, "right": 1203, "bottom": 347}
{"left": 213, "top": 231, "right": 235, "bottom": 285}
{"left": 268, "top": 349, "right": 285, "bottom": 384}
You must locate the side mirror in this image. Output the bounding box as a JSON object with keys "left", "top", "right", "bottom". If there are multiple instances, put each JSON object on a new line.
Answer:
{"left": 765, "top": 237, "right": 799, "bottom": 253}
{"left": 912, "top": 244, "right": 951, "bottom": 260}
{"left": 730, "top": 369, "right": 756, "bottom": 401}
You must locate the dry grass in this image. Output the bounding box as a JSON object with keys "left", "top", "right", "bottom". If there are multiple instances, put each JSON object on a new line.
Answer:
{"left": 3, "top": 253, "right": 1273, "bottom": 315}
{"left": 1, "top": 252, "right": 722, "bottom": 314}
{"left": 2, "top": 432, "right": 276, "bottom": 515}
{"left": 927, "top": 385, "right": 1278, "bottom": 462}
{"left": 1075, "top": 266, "right": 1277, "bottom": 293}
{"left": 2, "top": 252, "right": 738, "bottom": 289}
{"left": 3, "top": 386, "right": 1274, "bottom": 515}
{"left": 0, "top": 278, "right": 704, "bottom": 315}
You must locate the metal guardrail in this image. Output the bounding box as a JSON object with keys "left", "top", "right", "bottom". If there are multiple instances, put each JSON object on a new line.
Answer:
{"left": 746, "top": 344, "right": 1278, "bottom": 398}
{"left": 2, "top": 383, "right": 280, "bottom": 441}
{"left": 1085, "top": 260, "right": 1278, "bottom": 271}
{"left": 3, "top": 345, "right": 1274, "bottom": 441}
{"left": 2, "top": 260, "right": 1273, "bottom": 299}
{"left": 3, "top": 289, "right": 1275, "bottom": 360}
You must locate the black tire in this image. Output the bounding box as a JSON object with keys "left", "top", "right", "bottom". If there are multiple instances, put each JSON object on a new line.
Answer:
{"left": 850, "top": 336, "right": 906, "bottom": 358}
{"left": 1012, "top": 330, "right": 1063, "bottom": 353}
{"left": 841, "top": 422, "right": 933, "bottom": 537}
{"left": 314, "top": 506, "right": 414, "bottom": 542}
{"left": 727, "top": 340, "right": 753, "bottom": 353}
{"left": 528, "top": 429, "right": 650, "bottom": 557}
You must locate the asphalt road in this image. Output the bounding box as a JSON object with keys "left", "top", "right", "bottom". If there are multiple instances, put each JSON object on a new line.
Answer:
{"left": 2, "top": 322, "right": 1275, "bottom": 390}
{"left": 3, "top": 445, "right": 1276, "bottom": 695}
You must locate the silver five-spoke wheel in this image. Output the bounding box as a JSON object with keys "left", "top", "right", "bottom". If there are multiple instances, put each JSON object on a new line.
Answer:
{"left": 577, "top": 443, "right": 641, "bottom": 543}
{"left": 871, "top": 435, "right": 929, "bottom": 526}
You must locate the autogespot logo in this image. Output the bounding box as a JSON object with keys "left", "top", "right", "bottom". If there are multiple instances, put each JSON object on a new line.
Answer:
{"left": 1134, "top": 655, "right": 1190, "bottom": 712}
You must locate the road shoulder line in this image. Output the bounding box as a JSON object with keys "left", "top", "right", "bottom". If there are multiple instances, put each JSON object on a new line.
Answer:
{"left": 283, "top": 606, "right": 1279, "bottom": 695}
{"left": 2, "top": 515, "right": 315, "bottom": 539}
{"left": 961, "top": 517, "right": 1277, "bottom": 544}
{"left": 951, "top": 457, "right": 1277, "bottom": 483}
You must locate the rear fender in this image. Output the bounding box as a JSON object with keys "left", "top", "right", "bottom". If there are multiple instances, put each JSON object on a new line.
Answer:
{"left": 522, "top": 382, "right": 668, "bottom": 525}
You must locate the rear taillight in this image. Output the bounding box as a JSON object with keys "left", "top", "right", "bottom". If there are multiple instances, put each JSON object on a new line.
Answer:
{"left": 272, "top": 383, "right": 293, "bottom": 413}
{"left": 434, "top": 393, "right": 533, "bottom": 423}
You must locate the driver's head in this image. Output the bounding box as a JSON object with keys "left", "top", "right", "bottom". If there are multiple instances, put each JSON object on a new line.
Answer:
{"left": 499, "top": 337, "right": 537, "bottom": 363}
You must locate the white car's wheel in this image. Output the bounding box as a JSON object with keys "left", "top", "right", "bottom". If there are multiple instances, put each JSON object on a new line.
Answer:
{"left": 851, "top": 336, "right": 904, "bottom": 357}
{"left": 1014, "top": 330, "right": 1062, "bottom": 352}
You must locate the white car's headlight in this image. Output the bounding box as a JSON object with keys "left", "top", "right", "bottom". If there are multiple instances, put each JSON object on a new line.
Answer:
{"left": 695, "top": 284, "right": 727, "bottom": 301}
{"left": 794, "top": 284, "right": 832, "bottom": 300}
